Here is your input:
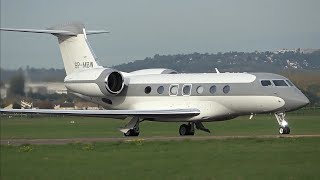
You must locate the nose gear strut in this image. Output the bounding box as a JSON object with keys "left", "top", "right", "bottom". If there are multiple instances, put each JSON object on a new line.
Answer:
{"left": 274, "top": 112, "right": 290, "bottom": 134}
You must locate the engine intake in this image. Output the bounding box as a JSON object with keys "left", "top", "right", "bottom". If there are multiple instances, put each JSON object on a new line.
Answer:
{"left": 105, "top": 71, "right": 124, "bottom": 95}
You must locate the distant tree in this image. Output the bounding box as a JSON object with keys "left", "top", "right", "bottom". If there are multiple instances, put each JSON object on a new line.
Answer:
{"left": 8, "top": 73, "right": 25, "bottom": 97}
{"left": 0, "top": 99, "right": 5, "bottom": 108}
{"left": 301, "top": 89, "right": 319, "bottom": 106}
{"left": 307, "top": 84, "right": 320, "bottom": 96}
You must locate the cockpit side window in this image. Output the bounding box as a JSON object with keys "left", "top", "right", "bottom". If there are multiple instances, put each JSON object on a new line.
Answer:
{"left": 273, "top": 80, "right": 288, "bottom": 86}
{"left": 286, "top": 80, "right": 294, "bottom": 86}
{"left": 261, "top": 80, "right": 272, "bottom": 86}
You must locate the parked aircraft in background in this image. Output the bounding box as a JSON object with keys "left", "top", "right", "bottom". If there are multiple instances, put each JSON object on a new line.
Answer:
{"left": 0, "top": 23, "right": 310, "bottom": 136}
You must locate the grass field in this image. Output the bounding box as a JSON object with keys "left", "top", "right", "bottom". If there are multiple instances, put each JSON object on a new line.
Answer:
{"left": 1, "top": 108, "right": 319, "bottom": 138}
{"left": 1, "top": 108, "right": 320, "bottom": 179}
{"left": 1, "top": 138, "right": 320, "bottom": 180}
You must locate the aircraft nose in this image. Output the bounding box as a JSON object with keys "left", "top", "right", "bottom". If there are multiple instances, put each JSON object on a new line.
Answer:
{"left": 286, "top": 94, "right": 310, "bottom": 111}
{"left": 296, "top": 95, "right": 310, "bottom": 107}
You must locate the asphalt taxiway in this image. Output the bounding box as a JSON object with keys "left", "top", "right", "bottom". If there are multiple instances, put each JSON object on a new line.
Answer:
{"left": 1, "top": 134, "right": 320, "bottom": 145}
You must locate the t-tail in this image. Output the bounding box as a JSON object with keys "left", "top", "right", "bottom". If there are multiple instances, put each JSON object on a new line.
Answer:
{"left": 0, "top": 22, "right": 109, "bottom": 75}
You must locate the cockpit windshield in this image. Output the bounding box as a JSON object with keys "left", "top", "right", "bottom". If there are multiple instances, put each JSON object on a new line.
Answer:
{"left": 285, "top": 80, "right": 294, "bottom": 86}
{"left": 260, "top": 79, "right": 293, "bottom": 87}
{"left": 273, "top": 80, "right": 288, "bottom": 86}
{"left": 261, "top": 80, "right": 272, "bottom": 86}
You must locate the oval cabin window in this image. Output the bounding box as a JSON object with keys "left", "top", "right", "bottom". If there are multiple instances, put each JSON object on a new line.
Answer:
{"left": 196, "top": 86, "right": 204, "bottom": 94}
{"left": 157, "top": 86, "right": 164, "bottom": 94}
{"left": 223, "top": 85, "right": 230, "bottom": 94}
{"left": 182, "top": 85, "right": 191, "bottom": 95}
{"left": 145, "top": 86, "right": 151, "bottom": 94}
{"left": 210, "top": 85, "right": 216, "bottom": 94}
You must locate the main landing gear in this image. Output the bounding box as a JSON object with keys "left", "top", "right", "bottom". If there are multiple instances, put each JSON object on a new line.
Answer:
{"left": 120, "top": 117, "right": 140, "bottom": 136}
{"left": 179, "top": 123, "right": 195, "bottom": 136}
{"left": 275, "top": 112, "right": 290, "bottom": 134}
{"left": 124, "top": 124, "right": 140, "bottom": 136}
{"left": 120, "top": 117, "right": 211, "bottom": 137}
{"left": 179, "top": 122, "right": 211, "bottom": 136}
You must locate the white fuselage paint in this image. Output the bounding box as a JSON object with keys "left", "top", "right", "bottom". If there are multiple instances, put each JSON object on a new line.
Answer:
{"left": 106, "top": 96, "right": 284, "bottom": 122}
{"left": 127, "top": 73, "right": 256, "bottom": 84}
{"left": 66, "top": 83, "right": 104, "bottom": 97}
{"left": 66, "top": 71, "right": 286, "bottom": 122}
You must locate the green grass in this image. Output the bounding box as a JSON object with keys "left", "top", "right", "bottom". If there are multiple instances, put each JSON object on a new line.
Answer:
{"left": 1, "top": 109, "right": 320, "bottom": 179}
{"left": 1, "top": 138, "right": 320, "bottom": 180}
{"left": 1, "top": 108, "right": 320, "bottom": 139}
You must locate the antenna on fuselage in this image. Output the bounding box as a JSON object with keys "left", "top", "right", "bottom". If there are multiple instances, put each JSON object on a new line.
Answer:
{"left": 215, "top": 68, "right": 220, "bottom": 74}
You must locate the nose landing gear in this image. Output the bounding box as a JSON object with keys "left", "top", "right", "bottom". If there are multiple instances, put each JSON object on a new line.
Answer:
{"left": 275, "top": 112, "right": 290, "bottom": 134}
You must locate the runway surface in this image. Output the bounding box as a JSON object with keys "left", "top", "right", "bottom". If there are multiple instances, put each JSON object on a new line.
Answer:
{"left": 2, "top": 134, "right": 320, "bottom": 145}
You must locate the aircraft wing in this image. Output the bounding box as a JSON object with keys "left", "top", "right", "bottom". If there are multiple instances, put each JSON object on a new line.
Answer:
{"left": 0, "top": 108, "right": 200, "bottom": 119}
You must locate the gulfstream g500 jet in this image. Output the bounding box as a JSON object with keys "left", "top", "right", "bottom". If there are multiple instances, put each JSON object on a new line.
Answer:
{"left": 0, "top": 23, "right": 310, "bottom": 136}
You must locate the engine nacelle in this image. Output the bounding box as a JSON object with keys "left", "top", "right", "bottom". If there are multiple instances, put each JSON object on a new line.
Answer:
{"left": 64, "top": 68, "right": 125, "bottom": 97}
{"left": 105, "top": 71, "right": 125, "bottom": 95}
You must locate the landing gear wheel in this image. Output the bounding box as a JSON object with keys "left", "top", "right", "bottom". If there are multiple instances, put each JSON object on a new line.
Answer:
{"left": 124, "top": 126, "right": 140, "bottom": 136}
{"left": 124, "top": 129, "right": 139, "bottom": 136}
{"left": 179, "top": 124, "right": 195, "bottom": 136}
{"left": 275, "top": 113, "right": 290, "bottom": 135}
{"left": 279, "top": 127, "right": 290, "bottom": 134}
{"left": 179, "top": 124, "right": 188, "bottom": 136}
{"left": 188, "top": 130, "right": 195, "bottom": 136}
{"left": 279, "top": 127, "right": 285, "bottom": 134}
{"left": 285, "top": 127, "right": 291, "bottom": 134}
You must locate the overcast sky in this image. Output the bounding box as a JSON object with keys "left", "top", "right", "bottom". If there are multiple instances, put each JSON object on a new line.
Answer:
{"left": 1, "top": 0, "right": 319, "bottom": 69}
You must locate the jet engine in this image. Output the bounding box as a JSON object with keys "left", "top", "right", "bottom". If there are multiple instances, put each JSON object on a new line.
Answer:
{"left": 105, "top": 71, "right": 124, "bottom": 95}
{"left": 64, "top": 68, "right": 125, "bottom": 97}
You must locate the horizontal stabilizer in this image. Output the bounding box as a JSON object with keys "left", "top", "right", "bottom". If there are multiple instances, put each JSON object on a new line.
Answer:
{"left": 86, "top": 30, "right": 110, "bottom": 35}
{"left": 0, "top": 28, "right": 77, "bottom": 35}
{"left": 0, "top": 28, "right": 109, "bottom": 36}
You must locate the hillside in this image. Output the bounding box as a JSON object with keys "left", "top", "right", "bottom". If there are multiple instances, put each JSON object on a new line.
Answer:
{"left": 1, "top": 50, "right": 319, "bottom": 83}
{"left": 1, "top": 51, "right": 319, "bottom": 104}
{"left": 113, "top": 50, "right": 320, "bottom": 73}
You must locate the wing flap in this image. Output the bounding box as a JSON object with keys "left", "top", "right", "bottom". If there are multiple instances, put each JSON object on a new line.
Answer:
{"left": 0, "top": 108, "right": 200, "bottom": 118}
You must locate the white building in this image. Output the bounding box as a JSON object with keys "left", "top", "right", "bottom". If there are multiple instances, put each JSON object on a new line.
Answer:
{"left": 1, "top": 82, "right": 67, "bottom": 98}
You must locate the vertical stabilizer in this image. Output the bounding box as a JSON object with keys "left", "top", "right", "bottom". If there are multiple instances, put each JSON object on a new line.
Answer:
{"left": 48, "top": 23, "right": 103, "bottom": 75}
{"left": 0, "top": 22, "right": 108, "bottom": 75}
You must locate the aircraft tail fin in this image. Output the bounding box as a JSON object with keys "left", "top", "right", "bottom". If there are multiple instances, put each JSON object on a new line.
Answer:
{"left": 0, "top": 23, "right": 109, "bottom": 75}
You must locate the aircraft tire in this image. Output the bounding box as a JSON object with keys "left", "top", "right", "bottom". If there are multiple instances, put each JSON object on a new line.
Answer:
{"left": 279, "top": 127, "right": 290, "bottom": 135}
{"left": 124, "top": 129, "right": 140, "bottom": 136}
{"left": 187, "top": 124, "right": 195, "bottom": 136}
{"left": 279, "top": 127, "right": 285, "bottom": 134}
{"left": 179, "top": 124, "right": 188, "bottom": 136}
{"left": 285, "top": 127, "right": 290, "bottom": 134}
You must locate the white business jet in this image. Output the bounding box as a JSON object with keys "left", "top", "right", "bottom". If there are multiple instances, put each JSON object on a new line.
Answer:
{"left": 0, "top": 23, "right": 310, "bottom": 136}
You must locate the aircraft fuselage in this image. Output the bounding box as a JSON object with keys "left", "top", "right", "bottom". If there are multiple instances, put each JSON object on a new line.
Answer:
{"left": 67, "top": 70, "right": 309, "bottom": 122}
